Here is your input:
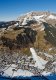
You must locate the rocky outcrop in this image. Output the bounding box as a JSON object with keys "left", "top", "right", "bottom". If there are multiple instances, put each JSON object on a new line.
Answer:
{"left": 16, "top": 28, "right": 37, "bottom": 47}
{"left": 43, "top": 22, "right": 56, "bottom": 46}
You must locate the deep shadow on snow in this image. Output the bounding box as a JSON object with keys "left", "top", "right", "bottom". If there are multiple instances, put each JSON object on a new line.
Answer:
{"left": 0, "top": 74, "right": 56, "bottom": 80}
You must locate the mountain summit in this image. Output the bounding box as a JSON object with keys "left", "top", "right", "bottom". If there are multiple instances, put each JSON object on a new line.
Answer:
{"left": 17, "top": 11, "right": 56, "bottom": 26}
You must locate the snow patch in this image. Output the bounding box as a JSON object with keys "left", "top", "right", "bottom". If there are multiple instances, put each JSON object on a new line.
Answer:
{"left": 52, "top": 62, "right": 56, "bottom": 65}
{"left": 49, "top": 48, "right": 52, "bottom": 51}
{"left": 14, "top": 23, "right": 18, "bottom": 26}
{"left": 42, "top": 71, "right": 51, "bottom": 76}
{"left": 3, "top": 66, "right": 14, "bottom": 77}
{"left": 13, "top": 69, "right": 33, "bottom": 77}
{"left": 47, "top": 14, "right": 56, "bottom": 20}
{"left": 44, "top": 53, "right": 53, "bottom": 58}
{"left": 40, "top": 27, "right": 44, "bottom": 31}
{"left": 40, "top": 24, "right": 45, "bottom": 31}
{"left": 22, "top": 17, "right": 27, "bottom": 25}
{"left": 3, "top": 64, "right": 33, "bottom": 77}
{"left": 30, "top": 48, "right": 47, "bottom": 69}
{"left": 33, "top": 15, "right": 45, "bottom": 22}
{"left": 33, "top": 15, "right": 44, "bottom": 20}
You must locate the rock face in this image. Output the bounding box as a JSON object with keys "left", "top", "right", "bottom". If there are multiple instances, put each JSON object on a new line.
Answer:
{"left": 16, "top": 28, "right": 37, "bottom": 47}
{"left": 44, "top": 22, "right": 56, "bottom": 46}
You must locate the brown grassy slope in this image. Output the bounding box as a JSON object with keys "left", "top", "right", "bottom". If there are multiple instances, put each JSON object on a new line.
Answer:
{"left": 2, "top": 29, "right": 24, "bottom": 39}
{"left": 0, "top": 24, "right": 56, "bottom": 55}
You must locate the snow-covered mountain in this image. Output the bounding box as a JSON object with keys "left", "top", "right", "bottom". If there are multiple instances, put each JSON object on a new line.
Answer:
{"left": 17, "top": 11, "right": 56, "bottom": 26}
{"left": 0, "top": 11, "right": 56, "bottom": 55}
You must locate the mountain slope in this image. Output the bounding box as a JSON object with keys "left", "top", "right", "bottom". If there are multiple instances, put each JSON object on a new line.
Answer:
{"left": 0, "top": 11, "right": 56, "bottom": 56}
